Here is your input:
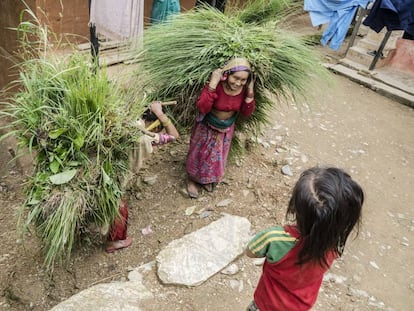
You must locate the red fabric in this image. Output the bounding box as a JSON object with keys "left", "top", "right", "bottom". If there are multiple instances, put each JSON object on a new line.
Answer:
{"left": 197, "top": 83, "right": 255, "bottom": 117}
{"left": 186, "top": 120, "right": 234, "bottom": 184}
{"left": 108, "top": 197, "right": 128, "bottom": 241}
{"left": 254, "top": 225, "right": 336, "bottom": 311}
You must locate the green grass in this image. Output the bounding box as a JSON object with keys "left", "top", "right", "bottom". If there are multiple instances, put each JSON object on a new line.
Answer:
{"left": 132, "top": 0, "right": 330, "bottom": 141}
{"left": 1, "top": 12, "right": 146, "bottom": 270}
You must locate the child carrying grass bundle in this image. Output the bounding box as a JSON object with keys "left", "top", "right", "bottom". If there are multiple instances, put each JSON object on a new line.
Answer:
{"left": 186, "top": 57, "right": 255, "bottom": 198}
{"left": 133, "top": 0, "right": 328, "bottom": 129}
{"left": 0, "top": 13, "right": 150, "bottom": 269}
{"left": 133, "top": 0, "right": 331, "bottom": 195}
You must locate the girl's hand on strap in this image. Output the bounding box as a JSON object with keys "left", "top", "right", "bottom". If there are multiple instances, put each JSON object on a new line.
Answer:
{"left": 245, "top": 78, "right": 254, "bottom": 103}
{"left": 209, "top": 68, "right": 223, "bottom": 90}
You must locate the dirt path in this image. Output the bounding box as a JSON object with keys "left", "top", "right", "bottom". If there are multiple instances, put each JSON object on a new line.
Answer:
{"left": 138, "top": 74, "right": 414, "bottom": 311}
{"left": 271, "top": 75, "right": 414, "bottom": 311}
{"left": 1, "top": 71, "right": 413, "bottom": 310}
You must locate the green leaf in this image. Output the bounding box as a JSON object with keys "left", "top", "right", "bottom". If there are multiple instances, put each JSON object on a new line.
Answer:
{"left": 73, "top": 134, "right": 84, "bottom": 150}
{"left": 50, "top": 160, "right": 60, "bottom": 173}
{"left": 49, "top": 169, "right": 77, "bottom": 185}
{"left": 101, "top": 168, "right": 112, "bottom": 185}
{"left": 68, "top": 161, "right": 81, "bottom": 167}
{"left": 49, "top": 128, "right": 67, "bottom": 139}
{"left": 28, "top": 198, "right": 41, "bottom": 205}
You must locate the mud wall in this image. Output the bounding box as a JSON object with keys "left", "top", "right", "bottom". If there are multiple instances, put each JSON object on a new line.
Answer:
{"left": 0, "top": 0, "right": 36, "bottom": 89}
{"left": 36, "top": 0, "right": 90, "bottom": 42}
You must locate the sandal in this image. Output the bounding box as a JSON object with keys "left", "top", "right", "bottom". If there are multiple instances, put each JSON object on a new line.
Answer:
{"left": 187, "top": 179, "right": 199, "bottom": 199}
{"left": 105, "top": 236, "right": 132, "bottom": 253}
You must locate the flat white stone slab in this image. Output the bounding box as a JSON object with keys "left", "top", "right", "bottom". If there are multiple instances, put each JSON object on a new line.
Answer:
{"left": 156, "top": 214, "right": 251, "bottom": 286}
{"left": 50, "top": 281, "right": 152, "bottom": 311}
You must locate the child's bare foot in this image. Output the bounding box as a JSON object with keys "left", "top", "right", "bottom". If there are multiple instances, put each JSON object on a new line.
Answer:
{"left": 105, "top": 236, "right": 132, "bottom": 253}
{"left": 187, "top": 179, "right": 199, "bottom": 199}
{"left": 202, "top": 183, "right": 217, "bottom": 192}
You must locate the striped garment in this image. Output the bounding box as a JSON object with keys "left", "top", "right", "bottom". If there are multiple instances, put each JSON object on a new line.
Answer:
{"left": 248, "top": 225, "right": 336, "bottom": 311}
{"left": 248, "top": 226, "right": 297, "bottom": 263}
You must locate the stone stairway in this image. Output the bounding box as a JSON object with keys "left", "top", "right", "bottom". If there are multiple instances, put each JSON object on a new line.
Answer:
{"left": 344, "top": 27, "right": 404, "bottom": 69}
{"left": 329, "top": 25, "right": 414, "bottom": 108}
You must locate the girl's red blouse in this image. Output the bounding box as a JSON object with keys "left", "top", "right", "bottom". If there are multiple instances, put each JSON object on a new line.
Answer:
{"left": 197, "top": 83, "right": 255, "bottom": 117}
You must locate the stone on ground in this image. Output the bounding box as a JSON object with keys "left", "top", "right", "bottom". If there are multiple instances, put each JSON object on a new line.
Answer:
{"left": 49, "top": 281, "right": 152, "bottom": 311}
{"left": 156, "top": 214, "right": 251, "bottom": 286}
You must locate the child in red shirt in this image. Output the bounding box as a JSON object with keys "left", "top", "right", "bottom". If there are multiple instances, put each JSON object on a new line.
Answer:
{"left": 246, "top": 167, "right": 364, "bottom": 311}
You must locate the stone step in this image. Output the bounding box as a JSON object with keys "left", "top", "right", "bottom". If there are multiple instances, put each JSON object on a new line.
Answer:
{"left": 339, "top": 58, "right": 370, "bottom": 71}
{"left": 339, "top": 58, "right": 413, "bottom": 96}
{"left": 346, "top": 45, "right": 390, "bottom": 68}
{"left": 325, "top": 63, "right": 414, "bottom": 108}
{"left": 365, "top": 29, "right": 403, "bottom": 48}
{"left": 356, "top": 38, "right": 395, "bottom": 57}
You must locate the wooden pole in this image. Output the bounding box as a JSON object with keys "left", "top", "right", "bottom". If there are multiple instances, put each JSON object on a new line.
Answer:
{"left": 88, "top": 0, "right": 99, "bottom": 71}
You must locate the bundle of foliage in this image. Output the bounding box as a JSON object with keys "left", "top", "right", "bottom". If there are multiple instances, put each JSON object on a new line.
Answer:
{"left": 133, "top": 0, "right": 329, "bottom": 139}
{"left": 0, "top": 13, "right": 144, "bottom": 270}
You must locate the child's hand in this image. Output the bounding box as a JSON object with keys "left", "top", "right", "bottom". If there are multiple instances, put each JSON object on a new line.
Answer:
{"left": 150, "top": 101, "right": 164, "bottom": 117}
{"left": 247, "top": 77, "right": 254, "bottom": 98}
{"left": 245, "top": 77, "right": 255, "bottom": 103}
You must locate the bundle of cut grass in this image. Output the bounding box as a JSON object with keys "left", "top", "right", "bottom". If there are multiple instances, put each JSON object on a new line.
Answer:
{"left": 0, "top": 14, "right": 144, "bottom": 270}
{"left": 132, "top": 0, "right": 330, "bottom": 138}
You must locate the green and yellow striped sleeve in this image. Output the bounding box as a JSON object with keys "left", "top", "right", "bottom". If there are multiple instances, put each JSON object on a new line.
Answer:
{"left": 248, "top": 226, "right": 297, "bottom": 263}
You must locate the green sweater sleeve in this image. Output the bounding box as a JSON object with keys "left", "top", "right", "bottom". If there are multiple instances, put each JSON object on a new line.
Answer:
{"left": 247, "top": 226, "right": 297, "bottom": 263}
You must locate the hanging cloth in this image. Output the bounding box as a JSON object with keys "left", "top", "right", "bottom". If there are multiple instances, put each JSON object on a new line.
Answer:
{"left": 150, "top": 0, "right": 181, "bottom": 25}
{"left": 304, "top": 0, "right": 371, "bottom": 50}
{"left": 89, "top": 0, "right": 144, "bottom": 40}
{"left": 363, "top": 0, "right": 414, "bottom": 36}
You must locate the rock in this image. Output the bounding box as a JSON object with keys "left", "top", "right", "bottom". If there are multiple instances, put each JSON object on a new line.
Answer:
{"left": 281, "top": 165, "right": 293, "bottom": 176}
{"left": 216, "top": 199, "right": 232, "bottom": 207}
{"left": 252, "top": 258, "right": 265, "bottom": 266}
{"left": 261, "top": 141, "right": 270, "bottom": 148}
{"left": 229, "top": 279, "right": 240, "bottom": 290}
{"left": 143, "top": 175, "right": 157, "bottom": 185}
{"left": 323, "top": 273, "right": 347, "bottom": 284}
{"left": 221, "top": 263, "right": 239, "bottom": 275}
{"left": 50, "top": 281, "right": 152, "bottom": 311}
{"left": 229, "top": 279, "right": 244, "bottom": 292}
{"left": 349, "top": 288, "right": 370, "bottom": 298}
{"left": 127, "top": 270, "right": 143, "bottom": 283}
{"left": 301, "top": 154, "right": 309, "bottom": 163}
{"left": 185, "top": 206, "right": 197, "bottom": 216}
{"left": 246, "top": 177, "right": 254, "bottom": 189}
{"left": 199, "top": 210, "right": 212, "bottom": 219}
{"left": 369, "top": 261, "right": 380, "bottom": 269}
{"left": 156, "top": 215, "right": 251, "bottom": 286}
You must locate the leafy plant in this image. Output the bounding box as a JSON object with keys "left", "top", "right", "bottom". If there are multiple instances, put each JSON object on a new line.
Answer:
{"left": 0, "top": 11, "right": 145, "bottom": 270}
{"left": 132, "top": 0, "right": 330, "bottom": 143}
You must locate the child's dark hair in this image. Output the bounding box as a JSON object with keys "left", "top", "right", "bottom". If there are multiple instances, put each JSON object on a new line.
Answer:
{"left": 142, "top": 106, "right": 167, "bottom": 122}
{"left": 286, "top": 167, "right": 364, "bottom": 267}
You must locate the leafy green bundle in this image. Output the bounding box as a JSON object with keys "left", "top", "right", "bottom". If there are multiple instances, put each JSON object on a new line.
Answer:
{"left": 0, "top": 15, "right": 144, "bottom": 270}
{"left": 133, "top": 0, "right": 329, "bottom": 134}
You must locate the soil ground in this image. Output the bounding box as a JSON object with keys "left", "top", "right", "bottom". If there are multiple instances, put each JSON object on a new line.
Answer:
{"left": 1, "top": 19, "right": 414, "bottom": 311}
